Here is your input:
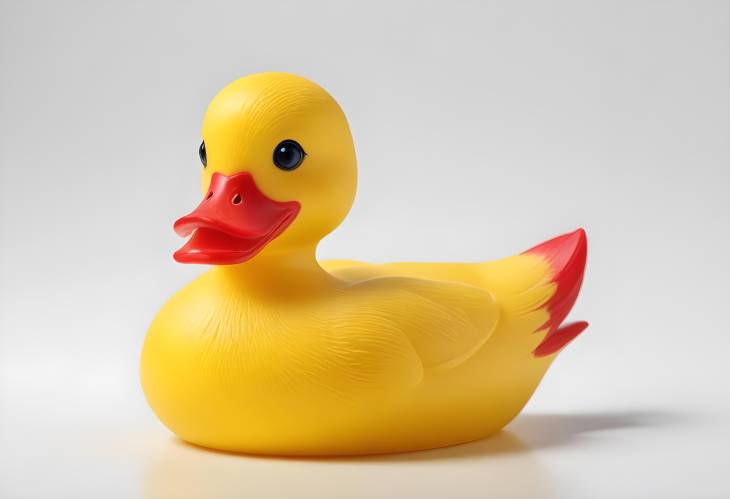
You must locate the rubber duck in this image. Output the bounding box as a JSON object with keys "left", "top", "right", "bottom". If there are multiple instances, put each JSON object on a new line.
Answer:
{"left": 141, "top": 72, "right": 589, "bottom": 456}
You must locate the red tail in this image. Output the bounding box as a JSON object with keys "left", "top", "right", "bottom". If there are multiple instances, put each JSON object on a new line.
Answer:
{"left": 523, "top": 228, "right": 588, "bottom": 358}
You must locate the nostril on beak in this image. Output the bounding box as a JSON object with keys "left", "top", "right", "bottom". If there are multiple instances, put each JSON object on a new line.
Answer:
{"left": 206, "top": 191, "right": 214, "bottom": 200}
{"left": 231, "top": 193, "right": 242, "bottom": 205}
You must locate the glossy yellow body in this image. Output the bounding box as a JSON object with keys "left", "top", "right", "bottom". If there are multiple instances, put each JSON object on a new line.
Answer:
{"left": 141, "top": 73, "right": 562, "bottom": 455}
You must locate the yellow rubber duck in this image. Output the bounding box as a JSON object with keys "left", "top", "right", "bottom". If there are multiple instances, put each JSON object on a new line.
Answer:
{"left": 141, "top": 72, "right": 589, "bottom": 456}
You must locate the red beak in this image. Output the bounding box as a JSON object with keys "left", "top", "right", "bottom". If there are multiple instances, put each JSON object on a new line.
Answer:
{"left": 173, "top": 172, "right": 300, "bottom": 264}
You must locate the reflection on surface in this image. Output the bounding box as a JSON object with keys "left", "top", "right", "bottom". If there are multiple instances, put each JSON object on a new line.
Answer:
{"left": 143, "top": 431, "right": 548, "bottom": 499}
{"left": 142, "top": 412, "right": 675, "bottom": 499}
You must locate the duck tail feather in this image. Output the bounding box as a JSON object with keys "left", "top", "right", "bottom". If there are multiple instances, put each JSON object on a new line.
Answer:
{"left": 523, "top": 228, "right": 588, "bottom": 357}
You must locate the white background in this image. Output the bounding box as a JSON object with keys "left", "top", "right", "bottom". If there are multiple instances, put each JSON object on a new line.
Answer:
{"left": 1, "top": 1, "right": 729, "bottom": 498}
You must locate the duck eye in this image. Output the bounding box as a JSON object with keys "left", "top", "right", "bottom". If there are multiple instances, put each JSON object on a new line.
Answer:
{"left": 273, "top": 140, "right": 305, "bottom": 171}
{"left": 199, "top": 141, "right": 207, "bottom": 167}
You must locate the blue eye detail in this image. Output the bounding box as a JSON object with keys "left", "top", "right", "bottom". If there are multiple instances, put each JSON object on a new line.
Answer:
{"left": 199, "top": 141, "right": 207, "bottom": 167}
{"left": 273, "top": 140, "right": 305, "bottom": 171}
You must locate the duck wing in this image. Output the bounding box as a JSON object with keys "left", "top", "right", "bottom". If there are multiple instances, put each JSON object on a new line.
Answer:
{"left": 345, "top": 277, "right": 500, "bottom": 370}
{"left": 324, "top": 228, "right": 588, "bottom": 360}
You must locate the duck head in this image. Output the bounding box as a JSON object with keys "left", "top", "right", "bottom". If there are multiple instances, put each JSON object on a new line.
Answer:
{"left": 174, "top": 73, "right": 357, "bottom": 264}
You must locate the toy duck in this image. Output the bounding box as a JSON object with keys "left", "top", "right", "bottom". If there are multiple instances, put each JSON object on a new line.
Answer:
{"left": 141, "top": 72, "right": 588, "bottom": 456}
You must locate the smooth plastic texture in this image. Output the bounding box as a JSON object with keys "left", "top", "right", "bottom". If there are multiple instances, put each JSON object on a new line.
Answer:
{"left": 141, "top": 72, "right": 589, "bottom": 456}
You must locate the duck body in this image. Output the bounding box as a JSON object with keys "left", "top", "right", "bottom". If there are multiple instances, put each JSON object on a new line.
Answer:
{"left": 141, "top": 73, "right": 589, "bottom": 455}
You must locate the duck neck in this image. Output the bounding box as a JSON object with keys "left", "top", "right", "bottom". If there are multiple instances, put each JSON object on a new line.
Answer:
{"left": 213, "top": 244, "right": 340, "bottom": 299}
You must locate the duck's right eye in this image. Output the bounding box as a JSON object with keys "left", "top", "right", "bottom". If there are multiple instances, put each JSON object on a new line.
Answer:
{"left": 199, "top": 141, "right": 207, "bottom": 167}
{"left": 273, "top": 140, "right": 305, "bottom": 171}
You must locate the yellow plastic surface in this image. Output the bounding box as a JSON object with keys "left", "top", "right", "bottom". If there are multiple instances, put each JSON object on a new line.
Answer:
{"left": 141, "top": 73, "right": 571, "bottom": 456}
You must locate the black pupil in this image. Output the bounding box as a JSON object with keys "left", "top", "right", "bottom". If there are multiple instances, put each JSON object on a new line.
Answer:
{"left": 273, "top": 140, "right": 304, "bottom": 170}
{"left": 199, "top": 141, "right": 207, "bottom": 167}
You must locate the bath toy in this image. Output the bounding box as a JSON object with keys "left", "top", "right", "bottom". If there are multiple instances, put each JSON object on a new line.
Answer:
{"left": 141, "top": 72, "right": 589, "bottom": 456}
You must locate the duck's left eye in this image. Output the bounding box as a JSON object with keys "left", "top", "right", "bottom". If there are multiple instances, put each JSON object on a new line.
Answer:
{"left": 199, "top": 141, "right": 207, "bottom": 167}
{"left": 273, "top": 140, "right": 305, "bottom": 171}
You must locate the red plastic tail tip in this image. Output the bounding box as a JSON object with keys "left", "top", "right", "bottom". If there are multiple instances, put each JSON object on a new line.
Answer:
{"left": 533, "top": 321, "right": 589, "bottom": 358}
{"left": 524, "top": 228, "right": 588, "bottom": 336}
{"left": 524, "top": 228, "right": 587, "bottom": 273}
